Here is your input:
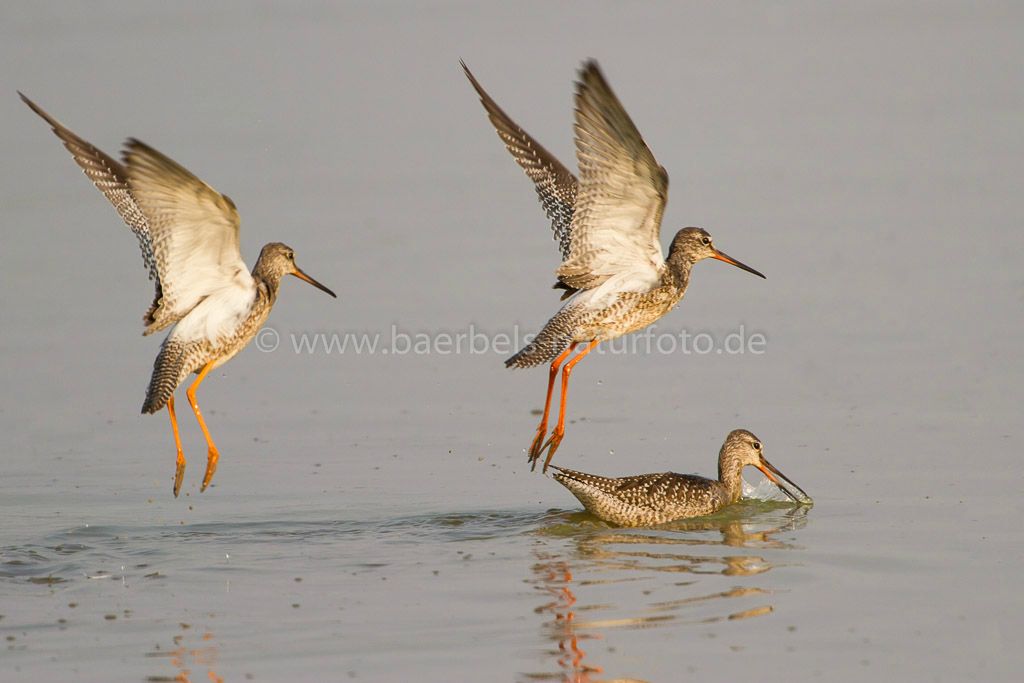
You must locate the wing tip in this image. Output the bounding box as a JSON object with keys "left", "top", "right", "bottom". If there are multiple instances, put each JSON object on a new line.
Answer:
{"left": 550, "top": 467, "right": 607, "bottom": 492}
{"left": 18, "top": 90, "right": 62, "bottom": 130}
{"left": 460, "top": 60, "right": 520, "bottom": 130}
{"left": 121, "top": 138, "right": 177, "bottom": 175}
{"left": 575, "top": 59, "right": 620, "bottom": 112}
{"left": 460, "top": 58, "right": 477, "bottom": 85}
{"left": 17, "top": 90, "right": 36, "bottom": 109}
{"left": 549, "top": 465, "right": 583, "bottom": 481}
{"left": 577, "top": 59, "right": 605, "bottom": 86}
{"left": 550, "top": 466, "right": 571, "bottom": 486}
{"left": 460, "top": 59, "right": 491, "bottom": 104}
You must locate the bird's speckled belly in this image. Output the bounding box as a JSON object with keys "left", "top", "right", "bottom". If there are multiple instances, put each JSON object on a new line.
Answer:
{"left": 209, "top": 305, "right": 273, "bottom": 370}
{"left": 578, "top": 288, "right": 681, "bottom": 343}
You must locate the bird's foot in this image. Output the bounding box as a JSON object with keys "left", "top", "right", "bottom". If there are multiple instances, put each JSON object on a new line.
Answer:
{"left": 539, "top": 429, "right": 565, "bottom": 473}
{"left": 200, "top": 447, "right": 220, "bottom": 492}
{"left": 173, "top": 451, "right": 186, "bottom": 498}
{"left": 527, "top": 422, "right": 549, "bottom": 470}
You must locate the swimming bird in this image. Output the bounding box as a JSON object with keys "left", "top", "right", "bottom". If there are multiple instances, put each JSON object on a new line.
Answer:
{"left": 463, "top": 61, "right": 765, "bottom": 472}
{"left": 21, "top": 93, "right": 337, "bottom": 497}
{"left": 551, "top": 430, "right": 810, "bottom": 527}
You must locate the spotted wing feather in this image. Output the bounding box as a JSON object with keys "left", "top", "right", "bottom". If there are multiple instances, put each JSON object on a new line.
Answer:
{"left": 19, "top": 93, "right": 163, "bottom": 323}
{"left": 462, "top": 61, "right": 578, "bottom": 260}
{"left": 553, "top": 467, "right": 716, "bottom": 509}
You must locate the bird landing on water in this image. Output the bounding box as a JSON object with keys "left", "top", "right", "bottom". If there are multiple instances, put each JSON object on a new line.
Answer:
{"left": 21, "top": 93, "right": 337, "bottom": 497}
{"left": 463, "top": 61, "right": 765, "bottom": 473}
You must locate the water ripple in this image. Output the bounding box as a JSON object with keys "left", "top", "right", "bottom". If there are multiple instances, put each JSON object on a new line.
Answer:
{"left": 0, "top": 509, "right": 553, "bottom": 587}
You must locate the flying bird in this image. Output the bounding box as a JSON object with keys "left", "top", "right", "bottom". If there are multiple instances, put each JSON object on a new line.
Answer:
{"left": 21, "top": 93, "right": 337, "bottom": 496}
{"left": 463, "top": 61, "right": 765, "bottom": 472}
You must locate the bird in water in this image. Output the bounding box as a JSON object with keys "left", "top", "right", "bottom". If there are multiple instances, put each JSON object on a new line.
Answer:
{"left": 551, "top": 430, "right": 810, "bottom": 527}
{"left": 21, "top": 93, "right": 337, "bottom": 497}
{"left": 463, "top": 61, "right": 765, "bottom": 473}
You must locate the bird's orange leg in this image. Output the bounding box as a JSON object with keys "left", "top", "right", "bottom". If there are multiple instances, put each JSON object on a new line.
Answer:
{"left": 539, "top": 340, "right": 600, "bottom": 472}
{"left": 528, "top": 343, "right": 578, "bottom": 468}
{"left": 167, "top": 396, "right": 186, "bottom": 497}
{"left": 185, "top": 362, "right": 221, "bottom": 493}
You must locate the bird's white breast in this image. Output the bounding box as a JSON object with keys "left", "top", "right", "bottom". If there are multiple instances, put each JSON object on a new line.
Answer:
{"left": 568, "top": 266, "right": 662, "bottom": 310}
{"left": 168, "top": 268, "right": 257, "bottom": 346}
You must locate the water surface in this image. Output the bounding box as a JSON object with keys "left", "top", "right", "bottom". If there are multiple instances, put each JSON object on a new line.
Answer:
{"left": 2, "top": 1, "right": 1022, "bottom": 681}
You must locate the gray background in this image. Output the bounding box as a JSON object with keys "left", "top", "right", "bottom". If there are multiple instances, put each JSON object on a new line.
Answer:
{"left": 2, "top": 1, "right": 1022, "bottom": 681}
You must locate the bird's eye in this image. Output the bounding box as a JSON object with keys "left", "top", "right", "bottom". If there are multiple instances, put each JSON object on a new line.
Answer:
{"left": 752, "top": 442, "right": 762, "bottom": 450}
{"left": 701, "top": 236, "right": 711, "bottom": 245}
{"left": 287, "top": 251, "right": 295, "bottom": 260}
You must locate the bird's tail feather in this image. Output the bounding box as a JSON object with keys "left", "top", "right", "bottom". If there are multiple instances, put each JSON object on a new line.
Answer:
{"left": 505, "top": 306, "right": 582, "bottom": 369}
{"left": 141, "top": 340, "right": 194, "bottom": 414}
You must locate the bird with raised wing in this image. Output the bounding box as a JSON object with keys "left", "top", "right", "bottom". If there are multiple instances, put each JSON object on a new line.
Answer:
{"left": 463, "top": 61, "right": 765, "bottom": 472}
{"left": 21, "top": 93, "right": 337, "bottom": 496}
{"left": 552, "top": 430, "right": 810, "bottom": 527}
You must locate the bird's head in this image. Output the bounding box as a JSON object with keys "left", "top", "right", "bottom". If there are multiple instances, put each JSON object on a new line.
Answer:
{"left": 669, "top": 228, "right": 765, "bottom": 279}
{"left": 720, "top": 429, "right": 810, "bottom": 504}
{"left": 256, "top": 242, "right": 337, "bottom": 297}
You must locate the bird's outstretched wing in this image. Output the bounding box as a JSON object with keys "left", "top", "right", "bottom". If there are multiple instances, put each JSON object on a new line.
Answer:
{"left": 462, "top": 61, "right": 578, "bottom": 260}
{"left": 20, "top": 94, "right": 250, "bottom": 334}
{"left": 19, "top": 93, "right": 162, "bottom": 318}
{"left": 557, "top": 61, "right": 668, "bottom": 292}
{"left": 123, "top": 140, "right": 249, "bottom": 333}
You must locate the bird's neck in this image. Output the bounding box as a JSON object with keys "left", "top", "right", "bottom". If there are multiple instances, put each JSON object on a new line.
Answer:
{"left": 718, "top": 451, "right": 745, "bottom": 504}
{"left": 664, "top": 247, "right": 695, "bottom": 292}
{"left": 251, "top": 265, "right": 282, "bottom": 307}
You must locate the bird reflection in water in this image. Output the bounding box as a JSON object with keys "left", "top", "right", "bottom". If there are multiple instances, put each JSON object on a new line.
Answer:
{"left": 526, "top": 506, "right": 808, "bottom": 680}
{"left": 529, "top": 551, "right": 606, "bottom": 683}
{"left": 144, "top": 621, "right": 222, "bottom": 683}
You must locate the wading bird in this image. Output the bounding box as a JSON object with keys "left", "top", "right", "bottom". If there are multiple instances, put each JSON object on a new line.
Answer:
{"left": 21, "top": 93, "right": 336, "bottom": 496}
{"left": 463, "top": 61, "right": 765, "bottom": 472}
{"left": 552, "top": 430, "right": 810, "bottom": 527}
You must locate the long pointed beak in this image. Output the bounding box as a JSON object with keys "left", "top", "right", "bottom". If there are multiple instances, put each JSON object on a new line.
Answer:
{"left": 292, "top": 267, "right": 337, "bottom": 298}
{"left": 756, "top": 456, "right": 812, "bottom": 505}
{"left": 711, "top": 248, "right": 766, "bottom": 279}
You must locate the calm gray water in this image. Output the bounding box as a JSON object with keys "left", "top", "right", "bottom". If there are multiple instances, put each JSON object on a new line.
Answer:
{"left": 2, "top": 1, "right": 1022, "bottom": 681}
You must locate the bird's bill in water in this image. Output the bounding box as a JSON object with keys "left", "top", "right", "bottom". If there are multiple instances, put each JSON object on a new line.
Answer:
{"left": 291, "top": 267, "right": 337, "bottom": 298}
{"left": 711, "top": 249, "right": 766, "bottom": 279}
{"left": 756, "top": 457, "right": 812, "bottom": 505}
